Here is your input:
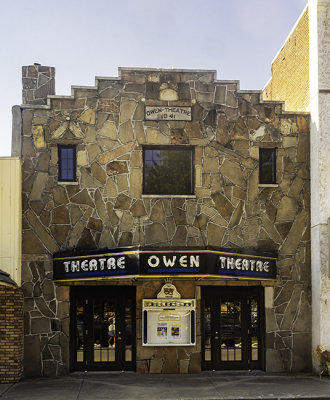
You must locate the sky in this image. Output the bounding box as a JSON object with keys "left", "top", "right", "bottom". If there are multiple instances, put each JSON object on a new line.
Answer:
{"left": 0, "top": 0, "right": 307, "bottom": 156}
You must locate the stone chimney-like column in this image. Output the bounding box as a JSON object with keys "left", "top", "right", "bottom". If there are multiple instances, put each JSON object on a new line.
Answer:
{"left": 22, "top": 63, "right": 55, "bottom": 105}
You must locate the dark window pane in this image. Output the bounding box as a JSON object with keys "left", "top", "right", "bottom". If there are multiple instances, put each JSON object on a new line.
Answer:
{"left": 259, "top": 148, "right": 276, "bottom": 184}
{"left": 59, "top": 145, "right": 76, "bottom": 181}
{"left": 143, "top": 147, "right": 194, "bottom": 195}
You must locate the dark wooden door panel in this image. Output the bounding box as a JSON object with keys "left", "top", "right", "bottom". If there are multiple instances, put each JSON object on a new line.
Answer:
{"left": 202, "top": 287, "right": 264, "bottom": 370}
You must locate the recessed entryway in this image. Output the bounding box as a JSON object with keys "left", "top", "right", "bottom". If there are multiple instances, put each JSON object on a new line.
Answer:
{"left": 201, "top": 286, "right": 265, "bottom": 370}
{"left": 70, "top": 286, "right": 136, "bottom": 371}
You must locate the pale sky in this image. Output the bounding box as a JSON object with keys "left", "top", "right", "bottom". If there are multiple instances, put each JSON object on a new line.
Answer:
{"left": 0, "top": 0, "right": 307, "bottom": 156}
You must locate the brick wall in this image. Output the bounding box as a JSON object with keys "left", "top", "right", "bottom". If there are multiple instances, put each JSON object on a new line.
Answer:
{"left": 263, "top": 7, "right": 309, "bottom": 112}
{"left": 0, "top": 285, "right": 24, "bottom": 383}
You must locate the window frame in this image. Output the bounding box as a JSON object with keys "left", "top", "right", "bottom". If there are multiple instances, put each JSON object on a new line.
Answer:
{"left": 58, "top": 144, "right": 77, "bottom": 182}
{"left": 259, "top": 148, "right": 277, "bottom": 184}
{"left": 142, "top": 145, "right": 195, "bottom": 196}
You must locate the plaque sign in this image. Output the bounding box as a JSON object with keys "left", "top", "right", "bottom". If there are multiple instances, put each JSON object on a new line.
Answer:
{"left": 145, "top": 106, "right": 192, "bottom": 121}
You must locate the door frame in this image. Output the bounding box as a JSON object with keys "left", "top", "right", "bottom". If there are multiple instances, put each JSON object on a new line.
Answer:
{"left": 201, "top": 286, "right": 265, "bottom": 371}
{"left": 70, "top": 286, "right": 136, "bottom": 372}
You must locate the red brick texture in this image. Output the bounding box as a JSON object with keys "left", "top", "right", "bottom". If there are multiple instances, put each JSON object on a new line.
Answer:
{"left": 0, "top": 285, "right": 24, "bottom": 383}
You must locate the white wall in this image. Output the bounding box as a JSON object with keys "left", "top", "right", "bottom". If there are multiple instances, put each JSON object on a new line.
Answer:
{"left": 0, "top": 158, "right": 21, "bottom": 285}
{"left": 309, "top": 0, "right": 330, "bottom": 359}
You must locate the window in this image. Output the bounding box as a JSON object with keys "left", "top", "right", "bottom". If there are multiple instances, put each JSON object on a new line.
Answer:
{"left": 58, "top": 145, "right": 76, "bottom": 182}
{"left": 259, "top": 148, "right": 276, "bottom": 184}
{"left": 143, "top": 146, "right": 194, "bottom": 195}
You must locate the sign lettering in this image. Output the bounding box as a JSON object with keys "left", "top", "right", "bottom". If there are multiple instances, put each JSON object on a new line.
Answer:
{"left": 145, "top": 106, "right": 192, "bottom": 121}
{"left": 53, "top": 248, "right": 277, "bottom": 281}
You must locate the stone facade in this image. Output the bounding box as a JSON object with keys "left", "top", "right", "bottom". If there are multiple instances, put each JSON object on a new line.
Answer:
{"left": 16, "top": 65, "right": 311, "bottom": 376}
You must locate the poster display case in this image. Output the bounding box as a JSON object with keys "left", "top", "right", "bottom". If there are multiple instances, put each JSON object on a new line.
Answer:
{"left": 142, "top": 297, "right": 196, "bottom": 346}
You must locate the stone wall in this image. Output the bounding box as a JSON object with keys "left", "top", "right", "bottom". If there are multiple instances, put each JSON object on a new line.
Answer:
{"left": 19, "top": 66, "right": 311, "bottom": 375}
{"left": 22, "top": 64, "right": 55, "bottom": 106}
{"left": 0, "top": 285, "right": 24, "bottom": 382}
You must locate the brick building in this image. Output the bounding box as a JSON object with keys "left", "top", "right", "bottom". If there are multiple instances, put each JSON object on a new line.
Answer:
{"left": 12, "top": 63, "right": 311, "bottom": 377}
{"left": 263, "top": 0, "right": 330, "bottom": 372}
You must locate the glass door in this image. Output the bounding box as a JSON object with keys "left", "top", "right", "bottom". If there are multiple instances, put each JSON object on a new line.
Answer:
{"left": 202, "top": 286, "right": 264, "bottom": 370}
{"left": 71, "top": 286, "right": 135, "bottom": 371}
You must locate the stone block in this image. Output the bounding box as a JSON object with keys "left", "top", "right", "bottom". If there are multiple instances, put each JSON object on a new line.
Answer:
{"left": 151, "top": 201, "right": 166, "bottom": 223}
{"left": 24, "top": 335, "right": 42, "bottom": 377}
{"left": 265, "top": 349, "right": 284, "bottom": 372}
{"left": 98, "top": 120, "right": 117, "bottom": 139}
{"left": 188, "top": 352, "right": 201, "bottom": 373}
{"left": 203, "top": 156, "right": 219, "bottom": 172}
{"left": 120, "top": 98, "right": 136, "bottom": 123}
{"left": 71, "top": 189, "right": 94, "bottom": 207}
{"left": 220, "top": 159, "right": 245, "bottom": 188}
{"left": 30, "top": 172, "right": 48, "bottom": 201}
{"left": 52, "top": 205, "right": 70, "bottom": 225}
{"left": 36, "top": 297, "right": 55, "bottom": 318}
{"left": 87, "top": 144, "right": 101, "bottom": 163}
{"left": 91, "top": 162, "right": 106, "bottom": 184}
{"left": 146, "top": 127, "right": 170, "bottom": 144}
{"left": 214, "top": 85, "right": 226, "bottom": 104}
{"left": 76, "top": 228, "right": 96, "bottom": 249}
{"left": 104, "top": 176, "right": 118, "bottom": 197}
{"left": 119, "top": 120, "right": 134, "bottom": 143}
{"left": 31, "top": 317, "right": 50, "bottom": 334}
{"left": 172, "top": 226, "right": 187, "bottom": 246}
{"left": 207, "top": 223, "right": 225, "bottom": 246}
{"left": 149, "top": 358, "right": 163, "bottom": 373}
{"left": 291, "top": 333, "right": 311, "bottom": 372}
{"left": 87, "top": 217, "right": 103, "bottom": 232}
{"left": 129, "top": 168, "right": 142, "bottom": 198}
{"left": 211, "top": 192, "right": 234, "bottom": 222}
{"left": 79, "top": 108, "right": 96, "bottom": 125}
{"left": 52, "top": 186, "right": 69, "bottom": 205}
{"left": 145, "top": 223, "right": 168, "bottom": 245}
{"left": 280, "top": 210, "right": 308, "bottom": 254}
{"left": 231, "top": 117, "right": 248, "bottom": 140}
{"left": 113, "top": 193, "right": 131, "bottom": 210}
{"left": 118, "top": 231, "right": 133, "bottom": 246}
{"left": 22, "top": 230, "right": 45, "bottom": 255}
{"left": 32, "top": 125, "right": 45, "bottom": 149}
{"left": 131, "top": 200, "right": 147, "bottom": 217}
{"left": 120, "top": 212, "right": 134, "bottom": 231}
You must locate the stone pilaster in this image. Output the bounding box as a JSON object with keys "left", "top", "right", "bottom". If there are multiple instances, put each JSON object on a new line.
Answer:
{"left": 22, "top": 64, "right": 55, "bottom": 105}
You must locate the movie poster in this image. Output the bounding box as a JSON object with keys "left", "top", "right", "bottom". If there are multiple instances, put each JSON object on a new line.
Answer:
{"left": 157, "top": 323, "right": 168, "bottom": 339}
{"left": 171, "top": 325, "right": 181, "bottom": 338}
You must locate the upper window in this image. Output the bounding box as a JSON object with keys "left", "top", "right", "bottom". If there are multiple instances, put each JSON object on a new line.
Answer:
{"left": 259, "top": 148, "right": 276, "bottom": 184}
{"left": 58, "top": 145, "right": 76, "bottom": 182}
{"left": 143, "top": 146, "right": 194, "bottom": 195}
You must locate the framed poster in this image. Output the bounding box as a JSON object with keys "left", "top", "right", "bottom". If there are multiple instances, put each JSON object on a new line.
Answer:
{"left": 142, "top": 299, "right": 196, "bottom": 346}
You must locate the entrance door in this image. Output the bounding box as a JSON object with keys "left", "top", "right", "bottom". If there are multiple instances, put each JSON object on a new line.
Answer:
{"left": 70, "top": 286, "right": 136, "bottom": 371}
{"left": 202, "top": 286, "right": 264, "bottom": 370}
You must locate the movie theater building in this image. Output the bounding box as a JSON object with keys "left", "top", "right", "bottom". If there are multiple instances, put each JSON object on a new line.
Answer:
{"left": 13, "top": 65, "right": 311, "bottom": 376}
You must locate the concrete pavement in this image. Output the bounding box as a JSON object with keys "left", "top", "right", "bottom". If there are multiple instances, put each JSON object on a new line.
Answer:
{"left": 0, "top": 371, "right": 330, "bottom": 399}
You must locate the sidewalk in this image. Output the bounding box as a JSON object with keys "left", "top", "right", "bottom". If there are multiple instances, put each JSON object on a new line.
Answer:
{"left": 1, "top": 371, "right": 330, "bottom": 399}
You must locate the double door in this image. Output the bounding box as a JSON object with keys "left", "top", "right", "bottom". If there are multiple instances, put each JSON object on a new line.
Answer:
{"left": 70, "top": 286, "right": 135, "bottom": 371}
{"left": 202, "top": 286, "right": 264, "bottom": 370}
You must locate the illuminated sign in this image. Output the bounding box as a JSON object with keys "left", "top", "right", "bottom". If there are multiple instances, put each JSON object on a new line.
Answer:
{"left": 53, "top": 247, "right": 277, "bottom": 280}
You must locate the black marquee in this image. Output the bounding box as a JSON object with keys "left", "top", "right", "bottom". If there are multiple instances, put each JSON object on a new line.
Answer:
{"left": 53, "top": 246, "right": 277, "bottom": 281}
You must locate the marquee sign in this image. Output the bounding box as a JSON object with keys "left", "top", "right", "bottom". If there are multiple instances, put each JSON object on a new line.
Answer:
{"left": 145, "top": 106, "right": 192, "bottom": 121}
{"left": 53, "top": 247, "right": 277, "bottom": 281}
{"left": 53, "top": 250, "right": 139, "bottom": 280}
